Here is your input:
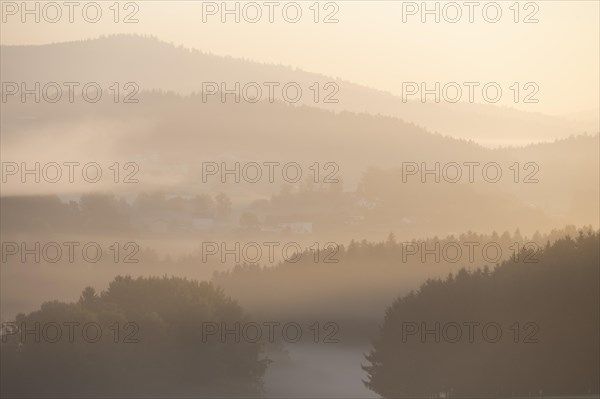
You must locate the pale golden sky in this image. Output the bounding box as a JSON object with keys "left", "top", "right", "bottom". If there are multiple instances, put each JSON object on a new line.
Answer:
{"left": 1, "top": 0, "right": 599, "bottom": 116}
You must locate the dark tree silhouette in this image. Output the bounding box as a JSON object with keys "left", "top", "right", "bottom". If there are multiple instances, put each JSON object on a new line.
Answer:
{"left": 364, "top": 231, "right": 600, "bottom": 398}
{"left": 1, "top": 275, "right": 269, "bottom": 398}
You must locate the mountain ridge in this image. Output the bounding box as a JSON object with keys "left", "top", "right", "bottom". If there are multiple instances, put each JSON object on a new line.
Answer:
{"left": 3, "top": 34, "right": 597, "bottom": 147}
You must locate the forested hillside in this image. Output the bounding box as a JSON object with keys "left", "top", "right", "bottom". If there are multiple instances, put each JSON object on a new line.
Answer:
{"left": 364, "top": 231, "right": 600, "bottom": 397}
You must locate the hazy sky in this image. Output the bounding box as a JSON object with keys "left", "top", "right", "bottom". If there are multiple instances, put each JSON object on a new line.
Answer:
{"left": 1, "top": 0, "right": 599, "bottom": 116}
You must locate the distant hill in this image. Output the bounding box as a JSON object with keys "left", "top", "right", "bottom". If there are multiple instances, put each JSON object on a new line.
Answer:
{"left": 2, "top": 35, "right": 597, "bottom": 145}
{"left": 2, "top": 91, "right": 598, "bottom": 232}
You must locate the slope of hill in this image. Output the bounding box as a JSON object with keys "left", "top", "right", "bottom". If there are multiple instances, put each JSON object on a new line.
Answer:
{"left": 364, "top": 231, "right": 600, "bottom": 397}
{"left": 2, "top": 91, "right": 598, "bottom": 232}
{"left": 2, "top": 35, "right": 597, "bottom": 145}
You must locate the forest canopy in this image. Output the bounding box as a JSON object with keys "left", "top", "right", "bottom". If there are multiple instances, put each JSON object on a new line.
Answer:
{"left": 364, "top": 231, "right": 600, "bottom": 398}
{"left": 0, "top": 275, "right": 268, "bottom": 397}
